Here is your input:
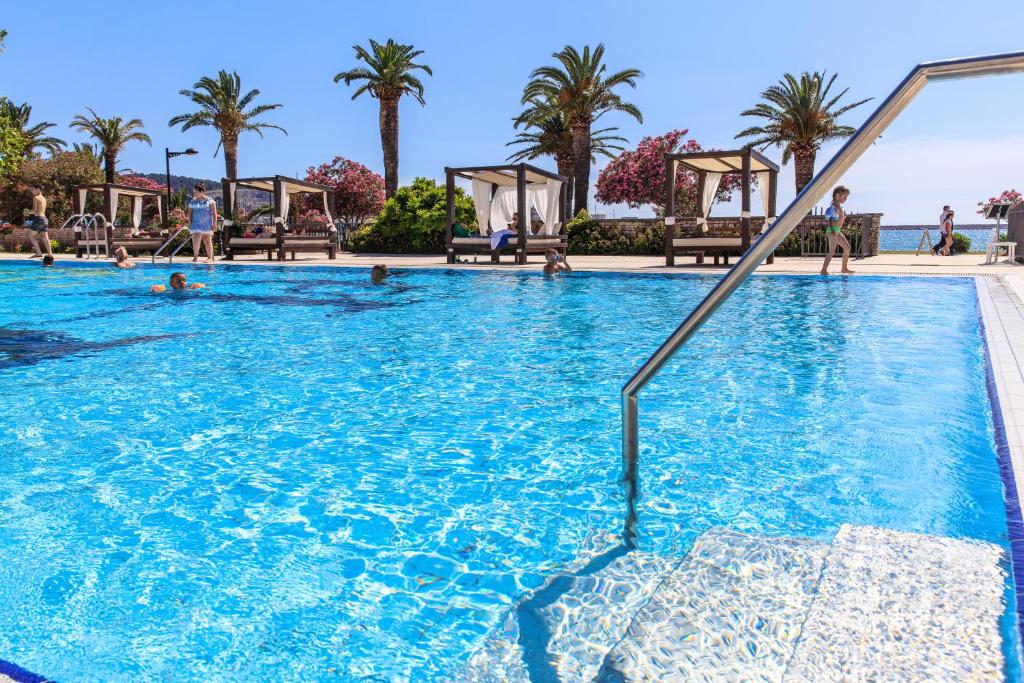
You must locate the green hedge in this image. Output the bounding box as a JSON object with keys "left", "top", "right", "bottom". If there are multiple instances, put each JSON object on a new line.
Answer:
{"left": 566, "top": 210, "right": 664, "bottom": 256}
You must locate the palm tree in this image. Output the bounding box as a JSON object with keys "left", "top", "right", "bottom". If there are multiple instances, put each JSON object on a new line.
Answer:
{"left": 169, "top": 70, "right": 286, "bottom": 181}
{"left": 736, "top": 71, "right": 871, "bottom": 193}
{"left": 69, "top": 108, "right": 151, "bottom": 183}
{"left": 523, "top": 44, "right": 642, "bottom": 215}
{"left": 506, "top": 97, "right": 627, "bottom": 211}
{"left": 1, "top": 100, "right": 65, "bottom": 156}
{"left": 334, "top": 38, "right": 432, "bottom": 198}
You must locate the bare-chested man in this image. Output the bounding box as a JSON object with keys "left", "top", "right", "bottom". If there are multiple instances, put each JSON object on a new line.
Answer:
{"left": 23, "top": 188, "right": 52, "bottom": 259}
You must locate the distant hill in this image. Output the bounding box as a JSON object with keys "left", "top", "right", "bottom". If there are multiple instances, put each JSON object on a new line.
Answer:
{"left": 139, "top": 173, "right": 221, "bottom": 193}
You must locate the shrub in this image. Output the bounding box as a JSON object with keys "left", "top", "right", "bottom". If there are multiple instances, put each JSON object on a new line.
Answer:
{"left": 350, "top": 177, "right": 475, "bottom": 254}
{"left": 305, "top": 156, "right": 386, "bottom": 228}
{"left": 0, "top": 150, "right": 103, "bottom": 225}
{"left": 951, "top": 232, "right": 971, "bottom": 254}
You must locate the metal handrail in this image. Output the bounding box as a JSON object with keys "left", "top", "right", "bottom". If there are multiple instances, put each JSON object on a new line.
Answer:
{"left": 79, "top": 213, "right": 107, "bottom": 259}
{"left": 152, "top": 227, "right": 191, "bottom": 263}
{"left": 620, "top": 51, "right": 1024, "bottom": 543}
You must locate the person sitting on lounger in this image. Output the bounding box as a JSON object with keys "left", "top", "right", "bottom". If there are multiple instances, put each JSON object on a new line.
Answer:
{"left": 371, "top": 264, "right": 389, "bottom": 283}
{"left": 151, "top": 271, "right": 205, "bottom": 292}
{"left": 490, "top": 214, "right": 518, "bottom": 251}
{"left": 543, "top": 249, "right": 572, "bottom": 276}
{"left": 113, "top": 246, "right": 135, "bottom": 269}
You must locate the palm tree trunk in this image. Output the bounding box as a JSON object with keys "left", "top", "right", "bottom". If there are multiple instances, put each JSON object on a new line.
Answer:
{"left": 223, "top": 135, "right": 239, "bottom": 180}
{"left": 379, "top": 97, "right": 400, "bottom": 198}
{"left": 793, "top": 149, "right": 816, "bottom": 194}
{"left": 571, "top": 121, "right": 591, "bottom": 216}
{"left": 104, "top": 153, "right": 116, "bottom": 183}
{"left": 556, "top": 154, "right": 574, "bottom": 218}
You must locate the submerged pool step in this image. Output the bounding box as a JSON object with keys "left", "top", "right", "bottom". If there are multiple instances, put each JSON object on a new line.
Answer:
{"left": 785, "top": 524, "right": 1006, "bottom": 681}
{"left": 460, "top": 525, "right": 1006, "bottom": 682}
{"left": 597, "top": 528, "right": 827, "bottom": 681}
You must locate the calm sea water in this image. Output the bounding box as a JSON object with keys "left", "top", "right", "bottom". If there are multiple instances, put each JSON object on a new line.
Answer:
{"left": 880, "top": 227, "right": 998, "bottom": 252}
{"left": 0, "top": 262, "right": 1014, "bottom": 681}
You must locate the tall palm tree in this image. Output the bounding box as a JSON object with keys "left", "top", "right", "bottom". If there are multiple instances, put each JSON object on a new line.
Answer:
{"left": 736, "top": 71, "right": 871, "bottom": 193}
{"left": 169, "top": 70, "right": 286, "bottom": 181}
{"left": 0, "top": 100, "right": 65, "bottom": 156}
{"left": 70, "top": 108, "right": 151, "bottom": 183}
{"left": 506, "top": 97, "right": 627, "bottom": 211}
{"left": 334, "top": 38, "right": 432, "bottom": 198}
{"left": 523, "top": 44, "right": 642, "bottom": 215}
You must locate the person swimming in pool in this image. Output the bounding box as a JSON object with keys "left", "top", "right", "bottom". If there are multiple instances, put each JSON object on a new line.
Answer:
{"left": 821, "top": 185, "right": 854, "bottom": 276}
{"left": 151, "top": 272, "right": 205, "bottom": 292}
{"left": 371, "top": 264, "right": 389, "bottom": 283}
{"left": 542, "top": 248, "right": 572, "bottom": 276}
{"left": 113, "top": 246, "right": 135, "bottom": 269}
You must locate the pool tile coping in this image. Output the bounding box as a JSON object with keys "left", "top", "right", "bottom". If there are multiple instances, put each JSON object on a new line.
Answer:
{"left": 977, "top": 275, "right": 1024, "bottom": 644}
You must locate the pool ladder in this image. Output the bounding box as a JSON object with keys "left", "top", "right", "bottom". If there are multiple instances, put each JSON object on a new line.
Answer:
{"left": 152, "top": 227, "right": 192, "bottom": 264}
{"left": 620, "top": 51, "right": 1024, "bottom": 542}
{"left": 63, "top": 213, "right": 108, "bottom": 259}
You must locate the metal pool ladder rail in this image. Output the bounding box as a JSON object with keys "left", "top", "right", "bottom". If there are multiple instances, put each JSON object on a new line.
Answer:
{"left": 152, "top": 227, "right": 192, "bottom": 264}
{"left": 620, "top": 51, "right": 1024, "bottom": 542}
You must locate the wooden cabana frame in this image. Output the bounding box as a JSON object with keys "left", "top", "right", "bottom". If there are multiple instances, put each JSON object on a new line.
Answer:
{"left": 444, "top": 163, "right": 569, "bottom": 264}
{"left": 72, "top": 183, "right": 168, "bottom": 257}
{"left": 221, "top": 175, "right": 338, "bottom": 260}
{"left": 664, "top": 149, "right": 780, "bottom": 266}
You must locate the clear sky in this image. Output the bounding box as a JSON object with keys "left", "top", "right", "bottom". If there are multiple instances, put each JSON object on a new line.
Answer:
{"left": 2, "top": 0, "right": 1023, "bottom": 224}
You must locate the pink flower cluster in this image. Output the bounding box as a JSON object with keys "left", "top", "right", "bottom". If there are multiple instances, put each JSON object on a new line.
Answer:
{"left": 305, "top": 156, "right": 385, "bottom": 226}
{"left": 167, "top": 207, "right": 188, "bottom": 227}
{"left": 298, "top": 209, "right": 330, "bottom": 226}
{"left": 595, "top": 129, "right": 739, "bottom": 213}
{"left": 977, "top": 189, "right": 1022, "bottom": 217}
{"left": 117, "top": 174, "right": 167, "bottom": 193}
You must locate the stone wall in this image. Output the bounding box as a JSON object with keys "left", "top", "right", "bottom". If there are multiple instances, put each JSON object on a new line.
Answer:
{"left": 593, "top": 214, "right": 883, "bottom": 256}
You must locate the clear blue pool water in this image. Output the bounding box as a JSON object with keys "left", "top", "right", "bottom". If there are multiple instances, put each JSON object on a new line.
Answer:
{"left": 0, "top": 262, "right": 1015, "bottom": 681}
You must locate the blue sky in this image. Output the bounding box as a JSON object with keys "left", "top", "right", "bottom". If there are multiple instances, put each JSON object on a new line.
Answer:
{"left": 2, "top": 0, "right": 1023, "bottom": 223}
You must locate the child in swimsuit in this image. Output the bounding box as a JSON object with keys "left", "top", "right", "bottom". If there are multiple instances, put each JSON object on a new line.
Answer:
{"left": 821, "top": 186, "right": 855, "bottom": 275}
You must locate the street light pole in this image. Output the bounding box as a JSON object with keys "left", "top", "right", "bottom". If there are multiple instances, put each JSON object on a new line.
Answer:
{"left": 165, "top": 147, "right": 199, "bottom": 223}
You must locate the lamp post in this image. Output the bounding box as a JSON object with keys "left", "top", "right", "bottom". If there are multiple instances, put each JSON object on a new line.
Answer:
{"left": 165, "top": 147, "right": 198, "bottom": 213}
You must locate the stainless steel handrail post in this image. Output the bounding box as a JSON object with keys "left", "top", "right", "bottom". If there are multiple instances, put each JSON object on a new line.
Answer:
{"left": 619, "top": 51, "right": 1024, "bottom": 543}
{"left": 152, "top": 227, "right": 191, "bottom": 263}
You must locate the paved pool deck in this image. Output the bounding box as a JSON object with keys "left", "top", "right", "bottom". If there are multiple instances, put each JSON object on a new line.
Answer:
{"left": 2, "top": 251, "right": 1022, "bottom": 276}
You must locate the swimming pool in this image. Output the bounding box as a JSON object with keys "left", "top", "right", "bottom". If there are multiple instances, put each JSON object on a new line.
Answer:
{"left": 0, "top": 262, "right": 1016, "bottom": 680}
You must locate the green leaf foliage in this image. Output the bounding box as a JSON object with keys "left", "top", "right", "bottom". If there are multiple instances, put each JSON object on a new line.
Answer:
{"left": 350, "top": 177, "right": 475, "bottom": 254}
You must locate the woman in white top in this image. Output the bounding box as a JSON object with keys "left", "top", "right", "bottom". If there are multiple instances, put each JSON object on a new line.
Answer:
{"left": 187, "top": 181, "right": 218, "bottom": 264}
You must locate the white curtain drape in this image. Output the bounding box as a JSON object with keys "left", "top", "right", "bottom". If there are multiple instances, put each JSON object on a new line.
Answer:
{"left": 77, "top": 188, "right": 89, "bottom": 215}
{"left": 108, "top": 189, "right": 119, "bottom": 226}
{"left": 544, "top": 179, "right": 562, "bottom": 234}
{"left": 156, "top": 196, "right": 163, "bottom": 227}
{"left": 756, "top": 171, "right": 774, "bottom": 234}
{"left": 131, "top": 196, "right": 143, "bottom": 232}
{"left": 528, "top": 180, "right": 562, "bottom": 235}
{"left": 322, "top": 191, "right": 333, "bottom": 223}
{"left": 278, "top": 182, "right": 291, "bottom": 227}
{"left": 471, "top": 179, "right": 492, "bottom": 235}
{"left": 489, "top": 186, "right": 518, "bottom": 234}
{"left": 698, "top": 172, "right": 722, "bottom": 233}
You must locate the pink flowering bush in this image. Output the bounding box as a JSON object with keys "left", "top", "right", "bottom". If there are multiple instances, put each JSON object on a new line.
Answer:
{"left": 297, "top": 209, "right": 330, "bottom": 226}
{"left": 977, "top": 189, "right": 1023, "bottom": 217}
{"left": 305, "top": 156, "right": 386, "bottom": 227}
{"left": 167, "top": 208, "right": 188, "bottom": 228}
{"left": 117, "top": 174, "right": 166, "bottom": 192}
{"left": 595, "top": 129, "right": 740, "bottom": 214}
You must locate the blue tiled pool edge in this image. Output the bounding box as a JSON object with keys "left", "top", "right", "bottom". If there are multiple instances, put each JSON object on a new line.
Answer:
{"left": 980, "top": 307, "right": 1024, "bottom": 666}
{"left": 0, "top": 658, "right": 48, "bottom": 683}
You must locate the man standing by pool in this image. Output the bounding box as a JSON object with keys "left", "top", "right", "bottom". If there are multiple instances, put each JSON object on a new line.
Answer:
{"left": 23, "top": 188, "right": 52, "bottom": 260}
{"left": 821, "top": 186, "right": 854, "bottom": 275}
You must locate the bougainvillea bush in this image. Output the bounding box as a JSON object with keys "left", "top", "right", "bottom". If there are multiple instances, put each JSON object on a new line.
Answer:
{"left": 305, "top": 156, "right": 386, "bottom": 227}
{"left": 977, "top": 189, "right": 1023, "bottom": 217}
{"left": 296, "top": 209, "right": 330, "bottom": 227}
{"left": 595, "top": 129, "right": 740, "bottom": 215}
{"left": 350, "top": 177, "right": 475, "bottom": 254}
